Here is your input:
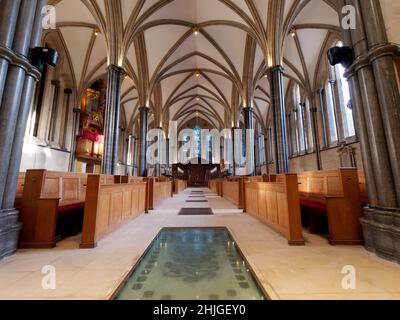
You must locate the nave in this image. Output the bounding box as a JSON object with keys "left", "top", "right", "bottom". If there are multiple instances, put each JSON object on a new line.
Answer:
{"left": 1, "top": 188, "right": 400, "bottom": 300}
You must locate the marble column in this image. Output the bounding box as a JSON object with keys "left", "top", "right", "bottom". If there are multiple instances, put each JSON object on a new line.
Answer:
{"left": 266, "top": 66, "right": 289, "bottom": 173}
{"left": 231, "top": 127, "right": 238, "bottom": 176}
{"left": 338, "top": 0, "right": 400, "bottom": 262}
{"left": 317, "top": 88, "right": 329, "bottom": 148}
{"left": 62, "top": 88, "right": 73, "bottom": 149}
{"left": 310, "top": 105, "right": 322, "bottom": 170}
{"left": 48, "top": 79, "right": 60, "bottom": 142}
{"left": 242, "top": 107, "right": 255, "bottom": 176}
{"left": 0, "top": 0, "right": 46, "bottom": 260}
{"left": 264, "top": 136, "right": 270, "bottom": 176}
{"left": 0, "top": 0, "right": 21, "bottom": 106}
{"left": 138, "top": 106, "right": 150, "bottom": 177}
{"left": 154, "top": 127, "right": 162, "bottom": 177}
{"left": 68, "top": 108, "right": 81, "bottom": 172}
{"left": 101, "top": 65, "right": 124, "bottom": 175}
{"left": 165, "top": 138, "right": 170, "bottom": 169}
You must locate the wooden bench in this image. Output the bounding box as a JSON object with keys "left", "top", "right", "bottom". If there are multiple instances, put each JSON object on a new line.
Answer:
{"left": 80, "top": 175, "right": 147, "bottom": 248}
{"left": 297, "top": 168, "right": 364, "bottom": 245}
{"left": 244, "top": 174, "right": 305, "bottom": 245}
{"left": 18, "top": 170, "right": 88, "bottom": 248}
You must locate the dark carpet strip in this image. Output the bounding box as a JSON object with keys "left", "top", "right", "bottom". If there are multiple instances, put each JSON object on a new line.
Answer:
{"left": 178, "top": 208, "right": 213, "bottom": 215}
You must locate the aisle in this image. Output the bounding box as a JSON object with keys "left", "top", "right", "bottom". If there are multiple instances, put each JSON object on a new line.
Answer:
{"left": 0, "top": 188, "right": 399, "bottom": 300}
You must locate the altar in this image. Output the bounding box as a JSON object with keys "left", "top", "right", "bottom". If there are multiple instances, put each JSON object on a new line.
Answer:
{"left": 172, "top": 164, "right": 221, "bottom": 187}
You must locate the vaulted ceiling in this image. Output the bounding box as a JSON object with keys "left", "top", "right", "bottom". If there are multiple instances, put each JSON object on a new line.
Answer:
{"left": 48, "top": 0, "right": 340, "bottom": 134}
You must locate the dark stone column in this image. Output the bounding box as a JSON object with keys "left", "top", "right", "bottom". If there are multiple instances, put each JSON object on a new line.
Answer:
{"left": 0, "top": 0, "right": 21, "bottom": 105}
{"left": 165, "top": 137, "right": 170, "bottom": 168}
{"left": 317, "top": 88, "right": 329, "bottom": 148}
{"left": 266, "top": 66, "right": 289, "bottom": 173}
{"left": 338, "top": 0, "right": 400, "bottom": 262}
{"left": 310, "top": 105, "right": 322, "bottom": 170}
{"left": 68, "top": 108, "right": 81, "bottom": 172}
{"left": 101, "top": 65, "right": 124, "bottom": 175}
{"left": 62, "top": 88, "right": 72, "bottom": 149}
{"left": 48, "top": 79, "right": 60, "bottom": 142}
{"left": 242, "top": 107, "right": 255, "bottom": 176}
{"left": 154, "top": 127, "right": 162, "bottom": 177}
{"left": 0, "top": 0, "right": 45, "bottom": 260}
{"left": 138, "top": 106, "right": 150, "bottom": 177}
{"left": 231, "top": 127, "right": 238, "bottom": 176}
{"left": 264, "top": 136, "right": 270, "bottom": 176}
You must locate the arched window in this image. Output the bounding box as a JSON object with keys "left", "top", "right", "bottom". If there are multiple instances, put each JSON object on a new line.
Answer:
{"left": 335, "top": 53, "right": 355, "bottom": 138}
{"left": 322, "top": 41, "right": 356, "bottom": 145}
{"left": 193, "top": 124, "right": 202, "bottom": 159}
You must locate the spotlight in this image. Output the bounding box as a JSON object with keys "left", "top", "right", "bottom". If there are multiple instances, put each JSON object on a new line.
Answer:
{"left": 192, "top": 26, "right": 200, "bottom": 35}
{"left": 290, "top": 27, "right": 296, "bottom": 38}
{"left": 94, "top": 29, "right": 99, "bottom": 36}
{"left": 327, "top": 46, "right": 354, "bottom": 68}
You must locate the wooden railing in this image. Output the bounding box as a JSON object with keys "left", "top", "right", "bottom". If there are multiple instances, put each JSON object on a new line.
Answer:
{"left": 80, "top": 175, "right": 147, "bottom": 248}
{"left": 244, "top": 174, "right": 305, "bottom": 246}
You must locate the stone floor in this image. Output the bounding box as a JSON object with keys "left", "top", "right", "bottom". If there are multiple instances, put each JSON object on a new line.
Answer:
{"left": 0, "top": 188, "right": 400, "bottom": 300}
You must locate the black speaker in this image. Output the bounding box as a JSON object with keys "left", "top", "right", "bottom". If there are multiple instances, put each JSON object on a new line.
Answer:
{"left": 327, "top": 46, "right": 354, "bottom": 68}
{"left": 30, "top": 47, "right": 59, "bottom": 71}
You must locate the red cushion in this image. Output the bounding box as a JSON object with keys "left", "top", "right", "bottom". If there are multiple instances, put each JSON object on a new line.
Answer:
{"left": 58, "top": 202, "right": 84, "bottom": 214}
{"left": 300, "top": 199, "right": 327, "bottom": 212}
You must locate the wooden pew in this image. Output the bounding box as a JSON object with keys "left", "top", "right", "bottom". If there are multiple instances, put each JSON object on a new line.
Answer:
{"left": 80, "top": 175, "right": 147, "bottom": 248}
{"left": 147, "top": 177, "right": 173, "bottom": 210}
{"left": 208, "top": 179, "right": 223, "bottom": 196}
{"left": 173, "top": 179, "right": 187, "bottom": 195}
{"left": 19, "top": 170, "right": 89, "bottom": 248}
{"left": 244, "top": 174, "right": 305, "bottom": 245}
{"left": 221, "top": 176, "right": 267, "bottom": 208}
{"left": 297, "top": 168, "right": 364, "bottom": 245}
{"left": 14, "top": 172, "right": 26, "bottom": 209}
{"left": 222, "top": 177, "right": 245, "bottom": 209}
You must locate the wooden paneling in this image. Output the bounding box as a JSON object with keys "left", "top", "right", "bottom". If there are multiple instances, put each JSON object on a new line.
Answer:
{"left": 80, "top": 175, "right": 147, "bottom": 248}
{"left": 222, "top": 180, "right": 241, "bottom": 207}
{"left": 297, "top": 168, "right": 364, "bottom": 245}
{"left": 208, "top": 179, "right": 223, "bottom": 196}
{"left": 244, "top": 174, "right": 304, "bottom": 245}
{"left": 146, "top": 178, "right": 173, "bottom": 210}
{"left": 173, "top": 179, "right": 187, "bottom": 194}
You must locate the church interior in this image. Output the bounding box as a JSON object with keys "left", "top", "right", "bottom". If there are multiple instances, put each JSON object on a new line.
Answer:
{"left": 0, "top": 0, "right": 400, "bottom": 301}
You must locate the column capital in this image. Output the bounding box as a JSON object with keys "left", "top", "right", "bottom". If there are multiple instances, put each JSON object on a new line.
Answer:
{"left": 107, "top": 64, "right": 125, "bottom": 74}
{"left": 64, "top": 88, "right": 73, "bottom": 95}
{"left": 73, "top": 108, "right": 81, "bottom": 113}
{"left": 51, "top": 79, "right": 60, "bottom": 86}
{"left": 139, "top": 106, "right": 151, "bottom": 113}
{"left": 265, "top": 65, "right": 285, "bottom": 75}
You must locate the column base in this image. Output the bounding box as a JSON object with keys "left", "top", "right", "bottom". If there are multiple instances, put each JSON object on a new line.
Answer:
{"left": 0, "top": 208, "right": 21, "bottom": 261}
{"left": 360, "top": 206, "right": 400, "bottom": 263}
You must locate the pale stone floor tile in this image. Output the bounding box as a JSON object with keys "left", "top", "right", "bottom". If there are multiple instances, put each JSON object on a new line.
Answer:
{"left": 0, "top": 187, "right": 399, "bottom": 300}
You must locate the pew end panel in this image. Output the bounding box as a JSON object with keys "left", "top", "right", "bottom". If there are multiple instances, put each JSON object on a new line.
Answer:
{"left": 244, "top": 174, "right": 305, "bottom": 246}
{"left": 80, "top": 176, "right": 147, "bottom": 249}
